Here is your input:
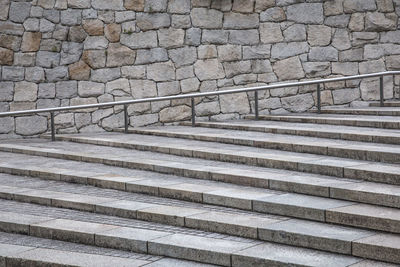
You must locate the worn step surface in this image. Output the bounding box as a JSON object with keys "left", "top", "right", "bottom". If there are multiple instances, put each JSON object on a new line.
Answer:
{"left": 370, "top": 101, "right": 400, "bottom": 107}
{"left": 120, "top": 125, "right": 400, "bottom": 164}
{"left": 1, "top": 140, "right": 400, "bottom": 210}
{"left": 0, "top": 232, "right": 209, "bottom": 267}
{"left": 2, "top": 172, "right": 400, "bottom": 261}
{"left": 30, "top": 132, "right": 400, "bottom": 185}
{"left": 246, "top": 114, "right": 400, "bottom": 129}
{"left": 0, "top": 150, "right": 399, "bottom": 237}
{"left": 0, "top": 202, "right": 375, "bottom": 267}
{"left": 181, "top": 120, "right": 400, "bottom": 145}
{"left": 313, "top": 107, "right": 400, "bottom": 116}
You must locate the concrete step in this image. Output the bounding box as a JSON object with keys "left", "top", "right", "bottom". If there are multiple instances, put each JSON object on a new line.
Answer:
{"left": 0, "top": 156, "right": 399, "bottom": 235}
{"left": 1, "top": 142, "right": 400, "bottom": 210}
{"left": 32, "top": 133, "right": 400, "bottom": 186}
{"left": 119, "top": 125, "right": 400, "bottom": 164}
{"left": 370, "top": 101, "right": 400, "bottom": 107}
{"left": 246, "top": 114, "right": 400, "bottom": 129}
{"left": 0, "top": 182, "right": 392, "bottom": 258}
{"left": 312, "top": 107, "right": 400, "bottom": 116}
{"left": 0, "top": 232, "right": 201, "bottom": 267}
{"left": 181, "top": 121, "right": 400, "bottom": 145}
{"left": 0, "top": 203, "right": 394, "bottom": 266}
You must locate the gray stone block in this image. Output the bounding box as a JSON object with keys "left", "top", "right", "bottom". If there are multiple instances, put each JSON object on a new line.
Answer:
{"left": 45, "top": 66, "right": 69, "bottom": 82}
{"left": 136, "top": 13, "right": 170, "bottom": 31}
{"left": 120, "top": 31, "right": 158, "bottom": 49}
{"left": 169, "top": 47, "right": 197, "bottom": 67}
{"left": 91, "top": 68, "right": 121, "bottom": 83}
{"left": 15, "top": 115, "right": 48, "bottom": 136}
{"left": 0, "top": 82, "right": 14, "bottom": 101}
{"left": 287, "top": 3, "right": 323, "bottom": 24}
{"left": 191, "top": 8, "right": 223, "bottom": 28}
{"left": 9, "top": 2, "right": 31, "bottom": 23}
{"left": 56, "top": 80, "right": 78, "bottom": 99}
{"left": 2, "top": 67, "right": 24, "bottom": 81}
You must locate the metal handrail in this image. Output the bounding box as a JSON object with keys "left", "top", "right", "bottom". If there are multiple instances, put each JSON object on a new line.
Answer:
{"left": 1, "top": 71, "right": 399, "bottom": 140}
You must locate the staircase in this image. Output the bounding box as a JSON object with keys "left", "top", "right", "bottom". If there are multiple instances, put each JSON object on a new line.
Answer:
{"left": 0, "top": 104, "right": 400, "bottom": 266}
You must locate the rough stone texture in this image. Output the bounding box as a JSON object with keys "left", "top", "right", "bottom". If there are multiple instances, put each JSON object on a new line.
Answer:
{"left": 260, "top": 23, "right": 283, "bottom": 44}
{"left": 287, "top": 3, "right": 324, "bottom": 24}
{"left": 273, "top": 57, "right": 305, "bottom": 81}
{"left": 14, "top": 82, "right": 38, "bottom": 102}
{"left": 147, "top": 61, "right": 175, "bottom": 82}
{"left": 281, "top": 94, "right": 314, "bottom": 112}
{"left": 220, "top": 92, "right": 250, "bottom": 114}
{"left": 21, "top": 32, "right": 42, "bottom": 52}
{"left": 83, "top": 19, "right": 104, "bottom": 36}
{"left": 365, "top": 12, "right": 397, "bottom": 31}
{"left": 78, "top": 81, "right": 104, "bottom": 97}
{"left": 15, "top": 115, "right": 47, "bottom": 136}
{"left": 104, "top": 24, "right": 121, "bottom": 42}
{"left": 191, "top": 8, "right": 223, "bottom": 28}
{"left": 120, "top": 31, "right": 157, "bottom": 49}
{"left": 0, "top": 82, "right": 14, "bottom": 102}
{"left": 9, "top": 2, "right": 31, "bottom": 23}
{"left": 0, "top": 48, "right": 13, "bottom": 65}
{"left": 82, "top": 50, "right": 106, "bottom": 69}
{"left": 194, "top": 59, "right": 225, "bottom": 81}
{"left": 308, "top": 25, "right": 331, "bottom": 46}
{"left": 343, "top": 0, "right": 377, "bottom": 13}
{"left": 68, "top": 61, "right": 90, "bottom": 81}
{"left": 106, "top": 43, "right": 136, "bottom": 67}
{"left": 124, "top": 0, "right": 145, "bottom": 11}
{"left": 158, "top": 28, "right": 185, "bottom": 48}
{"left": 136, "top": 13, "right": 170, "bottom": 31}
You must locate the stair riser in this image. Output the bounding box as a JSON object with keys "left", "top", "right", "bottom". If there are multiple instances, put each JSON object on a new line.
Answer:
{"left": 181, "top": 122, "right": 400, "bottom": 145}
{"left": 1, "top": 152, "right": 400, "bottom": 210}
{"left": 252, "top": 116, "right": 400, "bottom": 130}
{"left": 0, "top": 192, "right": 394, "bottom": 262}
{"left": 314, "top": 110, "right": 400, "bottom": 116}
{"left": 52, "top": 137, "right": 400, "bottom": 186}
{"left": 122, "top": 129, "right": 400, "bottom": 164}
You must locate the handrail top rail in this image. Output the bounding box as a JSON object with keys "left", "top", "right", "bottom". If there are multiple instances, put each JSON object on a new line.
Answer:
{"left": 1, "top": 71, "right": 399, "bottom": 118}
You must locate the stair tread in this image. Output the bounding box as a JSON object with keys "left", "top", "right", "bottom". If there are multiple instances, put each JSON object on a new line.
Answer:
{"left": 260, "top": 113, "right": 400, "bottom": 121}
{"left": 0, "top": 208, "right": 381, "bottom": 266}
{"left": 54, "top": 132, "right": 400, "bottom": 165}
{"left": 0, "top": 240, "right": 156, "bottom": 267}
{"left": 1, "top": 164, "right": 399, "bottom": 235}
{"left": 41, "top": 133, "right": 400, "bottom": 184}
{"left": 1, "top": 140, "right": 399, "bottom": 209}
{"left": 126, "top": 125, "right": 400, "bottom": 155}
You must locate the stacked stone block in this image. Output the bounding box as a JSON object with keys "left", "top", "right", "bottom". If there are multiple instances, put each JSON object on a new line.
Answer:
{"left": 0, "top": 0, "right": 399, "bottom": 137}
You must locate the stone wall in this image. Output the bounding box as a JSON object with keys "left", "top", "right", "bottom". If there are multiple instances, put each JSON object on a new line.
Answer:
{"left": 0, "top": 0, "right": 400, "bottom": 138}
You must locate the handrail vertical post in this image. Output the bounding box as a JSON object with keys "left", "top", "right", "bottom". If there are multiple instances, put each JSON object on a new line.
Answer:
{"left": 380, "top": 75, "right": 384, "bottom": 107}
{"left": 124, "top": 105, "right": 128, "bottom": 133}
{"left": 50, "top": 112, "right": 55, "bottom": 141}
{"left": 317, "top": 83, "right": 321, "bottom": 114}
{"left": 191, "top": 97, "right": 195, "bottom": 127}
{"left": 254, "top": 91, "right": 259, "bottom": 120}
